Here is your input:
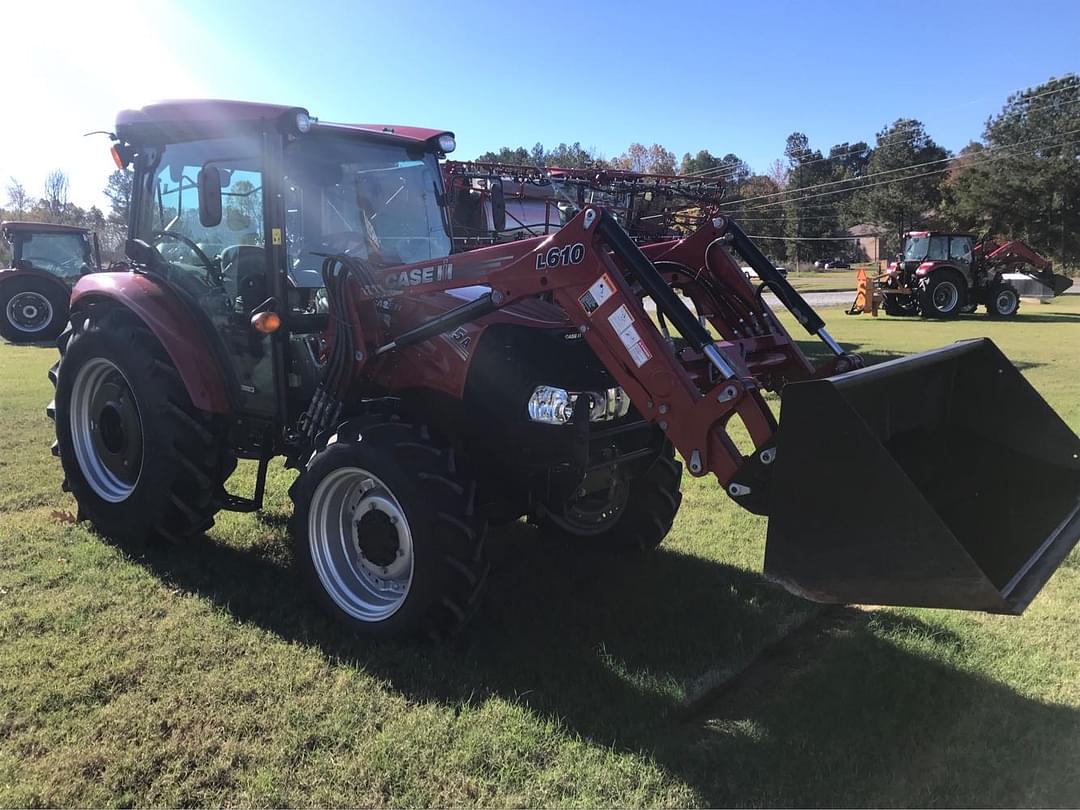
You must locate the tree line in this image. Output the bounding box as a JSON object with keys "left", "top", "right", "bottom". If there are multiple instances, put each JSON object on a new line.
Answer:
{"left": 3, "top": 74, "right": 1076, "bottom": 271}
{"left": 0, "top": 169, "right": 131, "bottom": 266}
{"left": 474, "top": 74, "right": 1079, "bottom": 270}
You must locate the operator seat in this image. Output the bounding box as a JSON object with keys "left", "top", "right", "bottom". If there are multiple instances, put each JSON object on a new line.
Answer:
{"left": 220, "top": 245, "right": 268, "bottom": 313}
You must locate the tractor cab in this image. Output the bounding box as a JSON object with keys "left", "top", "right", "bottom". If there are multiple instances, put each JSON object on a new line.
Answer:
{"left": 3, "top": 221, "right": 98, "bottom": 279}
{"left": 112, "top": 100, "right": 455, "bottom": 423}
{"left": 899, "top": 231, "right": 975, "bottom": 279}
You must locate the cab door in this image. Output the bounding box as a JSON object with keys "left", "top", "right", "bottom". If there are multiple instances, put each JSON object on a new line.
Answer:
{"left": 135, "top": 134, "right": 279, "bottom": 419}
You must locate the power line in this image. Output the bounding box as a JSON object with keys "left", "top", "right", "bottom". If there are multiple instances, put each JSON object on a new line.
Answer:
{"left": 743, "top": 234, "right": 870, "bottom": 241}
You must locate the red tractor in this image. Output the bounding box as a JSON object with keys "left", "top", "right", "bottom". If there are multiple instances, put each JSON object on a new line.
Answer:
{"left": 47, "top": 100, "right": 1080, "bottom": 639}
{"left": 878, "top": 230, "right": 1072, "bottom": 318}
{"left": 1, "top": 221, "right": 101, "bottom": 342}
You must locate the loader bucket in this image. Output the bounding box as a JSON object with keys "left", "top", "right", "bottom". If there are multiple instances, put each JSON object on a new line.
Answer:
{"left": 1050, "top": 273, "right": 1073, "bottom": 296}
{"left": 764, "top": 338, "right": 1080, "bottom": 614}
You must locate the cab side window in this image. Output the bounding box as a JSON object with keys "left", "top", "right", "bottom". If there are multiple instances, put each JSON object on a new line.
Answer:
{"left": 950, "top": 237, "right": 973, "bottom": 263}
{"left": 928, "top": 235, "right": 949, "bottom": 261}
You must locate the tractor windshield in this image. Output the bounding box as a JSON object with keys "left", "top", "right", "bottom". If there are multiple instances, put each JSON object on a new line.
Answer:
{"left": 284, "top": 133, "right": 450, "bottom": 286}
{"left": 903, "top": 235, "right": 930, "bottom": 261}
{"left": 13, "top": 231, "right": 92, "bottom": 277}
{"left": 903, "top": 234, "right": 949, "bottom": 262}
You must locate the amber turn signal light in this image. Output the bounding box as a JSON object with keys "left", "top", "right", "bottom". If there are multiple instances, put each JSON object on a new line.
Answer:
{"left": 251, "top": 311, "right": 281, "bottom": 334}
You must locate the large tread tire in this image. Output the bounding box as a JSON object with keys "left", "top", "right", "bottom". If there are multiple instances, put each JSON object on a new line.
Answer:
{"left": 49, "top": 305, "right": 235, "bottom": 545}
{"left": 0, "top": 276, "right": 69, "bottom": 343}
{"left": 919, "top": 271, "right": 966, "bottom": 319}
{"left": 289, "top": 415, "right": 489, "bottom": 640}
{"left": 540, "top": 441, "right": 683, "bottom": 552}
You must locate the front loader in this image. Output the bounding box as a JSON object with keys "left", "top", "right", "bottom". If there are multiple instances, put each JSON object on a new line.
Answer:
{"left": 48, "top": 101, "right": 1080, "bottom": 639}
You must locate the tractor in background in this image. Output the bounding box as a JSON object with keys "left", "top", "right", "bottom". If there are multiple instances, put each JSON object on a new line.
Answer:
{"left": 1, "top": 221, "right": 102, "bottom": 342}
{"left": 866, "top": 230, "right": 1072, "bottom": 318}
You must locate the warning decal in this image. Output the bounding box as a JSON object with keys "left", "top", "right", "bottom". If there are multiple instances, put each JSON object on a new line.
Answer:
{"left": 579, "top": 273, "right": 615, "bottom": 314}
{"left": 607, "top": 304, "right": 653, "bottom": 368}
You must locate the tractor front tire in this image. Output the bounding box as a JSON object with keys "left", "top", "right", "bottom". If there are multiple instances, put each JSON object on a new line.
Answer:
{"left": 540, "top": 441, "right": 683, "bottom": 551}
{"left": 919, "top": 271, "right": 966, "bottom": 319}
{"left": 0, "top": 276, "right": 68, "bottom": 344}
{"left": 50, "top": 306, "right": 234, "bottom": 546}
{"left": 289, "top": 416, "right": 489, "bottom": 640}
{"left": 987, "top": 283, "right": 1020, "bottom": 319}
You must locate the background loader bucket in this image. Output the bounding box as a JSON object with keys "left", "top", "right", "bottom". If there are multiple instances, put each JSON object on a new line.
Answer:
{"left": 764, "top": 338, "right": 1080, "bottom": 614}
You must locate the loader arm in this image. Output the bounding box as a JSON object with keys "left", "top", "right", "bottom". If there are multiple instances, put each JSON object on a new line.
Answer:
{"left": 982, "top": 238, "right": 1052, "bottom": 271}
{"left": 344, "top": 208, "right": 854, "bottom": 495}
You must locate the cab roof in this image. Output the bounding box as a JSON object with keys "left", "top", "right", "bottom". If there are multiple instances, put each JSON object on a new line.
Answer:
{"left": 115, "top": 100, "right": 452, "bottom": 148}
{"left": 905, "top": 230, "right": 974, "bottom": 238}
{"left": 2, "top": 221, "right": 90, "bottom": 235}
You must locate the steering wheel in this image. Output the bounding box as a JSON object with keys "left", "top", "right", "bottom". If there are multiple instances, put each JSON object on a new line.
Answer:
{"left": 153, "top": 230, "right": 217, "bottom": 273}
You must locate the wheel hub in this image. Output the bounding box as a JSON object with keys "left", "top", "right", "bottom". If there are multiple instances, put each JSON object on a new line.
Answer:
{"left": 355, "top": 505, "right": 400, "bottom": 567}
{"left": 7, "top": 291, "right": 52, "bottom": 332}
{"left": 98, "top": 401, "right": 127, "bottom": 454}
{"left": 557, "top": 466, "right": 631, "bottom": 534}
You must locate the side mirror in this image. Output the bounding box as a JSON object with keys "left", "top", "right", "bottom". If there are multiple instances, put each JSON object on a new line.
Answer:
{"left": 490, "top": 179, "right": 506, "bottom": 233}
{"left": 197, "top": 166, "right": 223, "bottom": 228}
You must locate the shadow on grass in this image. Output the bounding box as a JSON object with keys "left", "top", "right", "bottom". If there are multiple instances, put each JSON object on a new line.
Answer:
{"left": 129, "top": 524, "right": 1079, "bottom": 806}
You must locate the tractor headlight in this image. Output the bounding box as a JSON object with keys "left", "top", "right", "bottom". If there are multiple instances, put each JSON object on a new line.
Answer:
{"left": 527, "top": 385, "right": 631, "bottom": 425}
{"left": 437, "top": 134, "right": 456, "bottom": 153}
{"left": 295, "top": 111, "right": 312, "bottom": 133}
{"left": 527, "top": 385, "right": 575, "bottom": 425}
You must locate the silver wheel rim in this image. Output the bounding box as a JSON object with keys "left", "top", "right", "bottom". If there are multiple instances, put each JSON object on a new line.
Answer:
{"left": 995, "top": 289, "right": 1017, "bottom": 314}
{"left": 69, "top": 357, "right": 143, "bottom": 502}
{"left": 308, "top": 466, "right": 414, "bottom": 622}
{"left": 7, "top": 291, "right": 53, "bottom": 333}
{"left": 933, "top": 280, "right": 959, "bottom": 312}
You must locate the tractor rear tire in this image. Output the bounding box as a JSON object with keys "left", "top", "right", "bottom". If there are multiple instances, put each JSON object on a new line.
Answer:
{"left": 540, "top": 441, "right": 683, "bottom": 551}
{"left": 987, "top": 284, "right": 1020, "bottom": 319}
{"left": 49, "top": 305, "right": 235, "bottom": 546}
{"left": 0, "top": 276, "right": 68, "bottom": 344}
{"left": 919, "top": 271, "right": 966, "bottom": 319}
{"left": 289, "top": 415, "right": 489, "bottom": 640}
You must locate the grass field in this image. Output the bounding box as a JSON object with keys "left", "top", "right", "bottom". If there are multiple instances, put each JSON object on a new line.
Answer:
{"left": 1, "top": 298, "right": 1078, "bottom": 806}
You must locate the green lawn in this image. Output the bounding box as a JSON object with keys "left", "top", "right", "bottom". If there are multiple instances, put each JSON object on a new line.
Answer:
{"left": 1, "top": 298, "right": 1078, "bottom": 806}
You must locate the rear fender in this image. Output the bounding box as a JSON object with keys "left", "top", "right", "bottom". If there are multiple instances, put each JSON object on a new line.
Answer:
{"left": 70, "top": 272, "right": 231, "bottom": 414}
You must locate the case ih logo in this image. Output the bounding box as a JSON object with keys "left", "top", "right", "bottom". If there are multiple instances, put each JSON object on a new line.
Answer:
{"left": 386, "top": 260, "right": 454, "bottom": 288}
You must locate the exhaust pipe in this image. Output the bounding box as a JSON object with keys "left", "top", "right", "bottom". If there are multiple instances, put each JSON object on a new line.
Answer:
{"left": 764, "top": 338, "right": 1080, "bottom": 614}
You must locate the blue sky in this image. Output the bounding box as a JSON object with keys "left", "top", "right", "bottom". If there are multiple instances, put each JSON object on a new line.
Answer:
{"left": 3, "top": 0, "right": 1078, "bottom": 209}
